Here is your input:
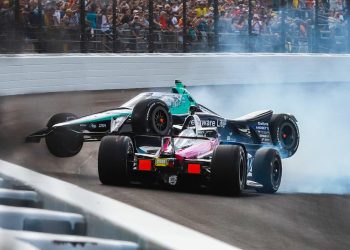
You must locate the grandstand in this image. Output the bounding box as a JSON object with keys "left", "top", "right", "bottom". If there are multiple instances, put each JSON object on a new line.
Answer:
{"left": 0, "top": 0, "right": 349, "bottom": 53}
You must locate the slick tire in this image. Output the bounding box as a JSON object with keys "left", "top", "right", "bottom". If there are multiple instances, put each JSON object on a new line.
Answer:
{"left": 98, "top": 136, "right": 134, "bottom": 185}
{"left": 131, "top": 99, "right": 172, "bottom": 136}
{"left": 45, "top": 113, "right": 83, "bottom": 157}
{"left": 211, "top": 145, "right": 247, "bottom": 196}
{"left": 47, "top": 113, "right": 78, "bottom": 128}
{"left": 252, "top": 148, "right": 282, "bottom": 193}
{"left": 269, "top": 114, "right": 299, "bottom": 158}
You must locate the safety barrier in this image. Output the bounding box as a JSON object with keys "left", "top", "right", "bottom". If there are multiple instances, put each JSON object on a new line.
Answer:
{"left": 0, "top": 159, "right": 239, "bottom": 250}
{"left": 1, "top": 53, "right": 350, "bottom": 96}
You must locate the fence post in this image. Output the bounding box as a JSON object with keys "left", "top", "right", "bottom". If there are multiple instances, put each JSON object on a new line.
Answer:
{"left": 80, "top": 0, "right": 87, "bottom": 53}
{"left": 14, "top": 0, "right": 20, "bottom": 25}
{"left": 112, "top": 0, "right": 117, "bottom": 53}
{"left": 314, "top": 0, "right": 319, "bottom": 53}
{"left": 280, "top": 5, "right": 286, "bottom": 52}
{"left": 13, "top": 0, "right": 20, "bottom": 53}
{"left": 182, "top": 0, "right": 187, "bottom": 52}
{"left": 248, "top": 0, "right": 253, "bottom": 52}
{"left": 148, "top": 0, "right": 154, "bottom": 52}
{"left": 347, "top": 0, "right": 350, "bottom": 52}
{"left": 37, "top": 0, "right": 43, "bottom": 53}
{"left": 38, "top": 0, "right": 42, "bottom": 28}
{"left": 213, "top": 0, "right": 219, "bottom": 51}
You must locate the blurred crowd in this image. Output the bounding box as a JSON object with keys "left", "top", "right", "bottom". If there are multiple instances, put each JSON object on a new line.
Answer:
{"left": 0, "top": 0, "right": 349, "bottom": 52}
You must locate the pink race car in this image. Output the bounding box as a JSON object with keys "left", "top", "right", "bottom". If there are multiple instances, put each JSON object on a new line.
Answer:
{"left": 98, "top": 114, "right": 283, "bottom": 195}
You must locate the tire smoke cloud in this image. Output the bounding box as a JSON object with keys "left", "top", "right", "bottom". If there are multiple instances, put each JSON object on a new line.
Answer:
{"left": 189, "top": 83, "right": 350, "bottom": 194}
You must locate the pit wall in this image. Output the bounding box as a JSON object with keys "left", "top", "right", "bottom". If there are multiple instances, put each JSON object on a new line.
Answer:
{"left": 1, "top": 53, "right": 349, "bottom": 96}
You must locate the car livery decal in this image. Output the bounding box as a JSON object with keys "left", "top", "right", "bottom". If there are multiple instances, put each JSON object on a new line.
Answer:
{"left": 53, "top": 111, "right": 131, "bottom": 127}
{"left": 251, "top": 122, "right": 272, "bottom": 143}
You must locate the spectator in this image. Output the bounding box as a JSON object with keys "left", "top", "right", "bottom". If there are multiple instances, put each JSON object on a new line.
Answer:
{"left": 1, "top": 0, "right": 341, "bottom": 53}
{"left": 53, "top": 3, "right": 61, "bottom": 26}
{"left": 100, "top": 8, "right": 110, "bottom": 33}
{"left": 86, "top": 3, "right": 97, "bottom": 30}
{"left": 196, "top": 1, "right": 208, "bottom": 17}
{"left": 130, "top": 15, "right": 144, "bottom": 51}
{"left": 61, "top": 9, "right": 78, "bottom": 27}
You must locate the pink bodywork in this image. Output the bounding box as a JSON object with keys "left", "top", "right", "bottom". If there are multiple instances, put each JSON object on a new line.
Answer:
{"left": 175, "top": 138, "right": 219, "bottom": 162}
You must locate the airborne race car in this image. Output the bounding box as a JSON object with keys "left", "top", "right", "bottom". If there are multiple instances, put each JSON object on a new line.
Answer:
{"left": 26, "top": 81, "right": 299, "bottom": 162}
{"left": 98, "top": 114, "right": 286, "bottom": 194}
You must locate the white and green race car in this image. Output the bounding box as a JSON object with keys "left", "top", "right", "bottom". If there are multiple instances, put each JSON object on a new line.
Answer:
{"left": 26, "top": 80, "right": 299, "bottom": 160}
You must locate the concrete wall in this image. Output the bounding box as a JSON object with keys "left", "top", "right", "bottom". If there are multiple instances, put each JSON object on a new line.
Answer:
{"left": 1, "top": 53, "right": 350, "bottom": 96}
{"left": 0, "top": 159, "right": 238, "bottom": 250}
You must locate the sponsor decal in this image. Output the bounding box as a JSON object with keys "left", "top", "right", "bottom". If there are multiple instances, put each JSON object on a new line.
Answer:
{"left": 66, "top": 116, "right": 76, "bottom": 121}
{"left": 258, "top": 122, "right": 269, "bottom": 126}
{"left": 155, "top": 158, "right": 168, "bottom": 167}
{"left": 201, "top": 120, "right": 216, "bottom": 127}
{"left": 168, "top": 175, "right": 178, "bottom": 186}
{"left": 188, "top": 119, "right": 225, "bottom": 128}
{"left": 255, "top": 122, "right": 269, "bottom": 131}
{"left": 98, "top": 123, "right": 107, "bottom": 128}
{"left": 218, "top": 119, "right": 226, "bottom": 127}
{"left": 253, "top": 123, "right": 271, "bottom": 143}
{"left": 146, "top": 102, "right": 157, "bottom": 121}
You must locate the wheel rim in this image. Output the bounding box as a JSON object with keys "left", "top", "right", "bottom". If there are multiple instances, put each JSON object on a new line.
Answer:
{"left": 271, "top": 160, "right": 281, "bottom": 188}
{"left": 153, "top": 108, "right": 168, "bottom": 133}
{"left": 279, "top": 122, "right": 296, "bottom": 150}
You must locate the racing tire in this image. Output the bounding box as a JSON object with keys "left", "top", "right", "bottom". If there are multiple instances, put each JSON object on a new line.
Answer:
{"left": 252, "top": 148, "right": 282, "bottom": 193}
{"left": 47, "top": 113, "right": 78, "bottom": 128}
{"left": 98, "top": 136, "right": 134, "bottom": 185}
{"left": 45, "top": 113, "right": 83, "bottom": 157}
{"left": 211, "top": 145, "right": 247, "bottom": 196}
{"left": 269, "top": 114, "right": 299, "bottom": 158}
{"left": 131, "top": 99, "right": 172, "bottom": 136}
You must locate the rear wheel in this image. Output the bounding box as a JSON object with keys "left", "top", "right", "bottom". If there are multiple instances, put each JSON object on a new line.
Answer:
{"left": 131, "top": 99, "right": 172, "bottom": 136}
{"left": 252, "top": 148, "right": 282, "bottom": 193}
{"left": 269, "top": 114, "right": 299, "bottom": 157}
{"left": 98, "top": 136, "right": 134, "bottom": 185}
{"left": 45, "top": 113, "right": 83, "bottom": 157}
{"left": 211, "top": 145, "right": 246, "bottom": 196}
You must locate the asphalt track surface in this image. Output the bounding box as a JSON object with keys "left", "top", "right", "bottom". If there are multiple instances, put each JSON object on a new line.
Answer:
{"left": 0, "top": 86, "right": 350, "bottom": 250}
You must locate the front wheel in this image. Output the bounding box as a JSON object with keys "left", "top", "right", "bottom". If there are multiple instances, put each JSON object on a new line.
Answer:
{"left": 211, "top": 145, "right": 247, "bottom": 196}
{"left": 45, "top": 113, "right": 83, "bottom": 157}
{"left": 98, "top": 136, "right": 134, "bottom": 185}
{"left": 252, "top": 148, "right": 282, "bottom": 193}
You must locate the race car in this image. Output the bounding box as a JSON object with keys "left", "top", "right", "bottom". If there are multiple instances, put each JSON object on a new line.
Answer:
{"left": 98, "top": 114, "right": 284, "bottom": 194}
{"left": 26, "top": 80, "right": 299, "bottom": 159}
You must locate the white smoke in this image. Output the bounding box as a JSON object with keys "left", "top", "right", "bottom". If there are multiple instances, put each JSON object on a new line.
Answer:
{"left": 189, "top": 83, "right": 350, "bottom": 194}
